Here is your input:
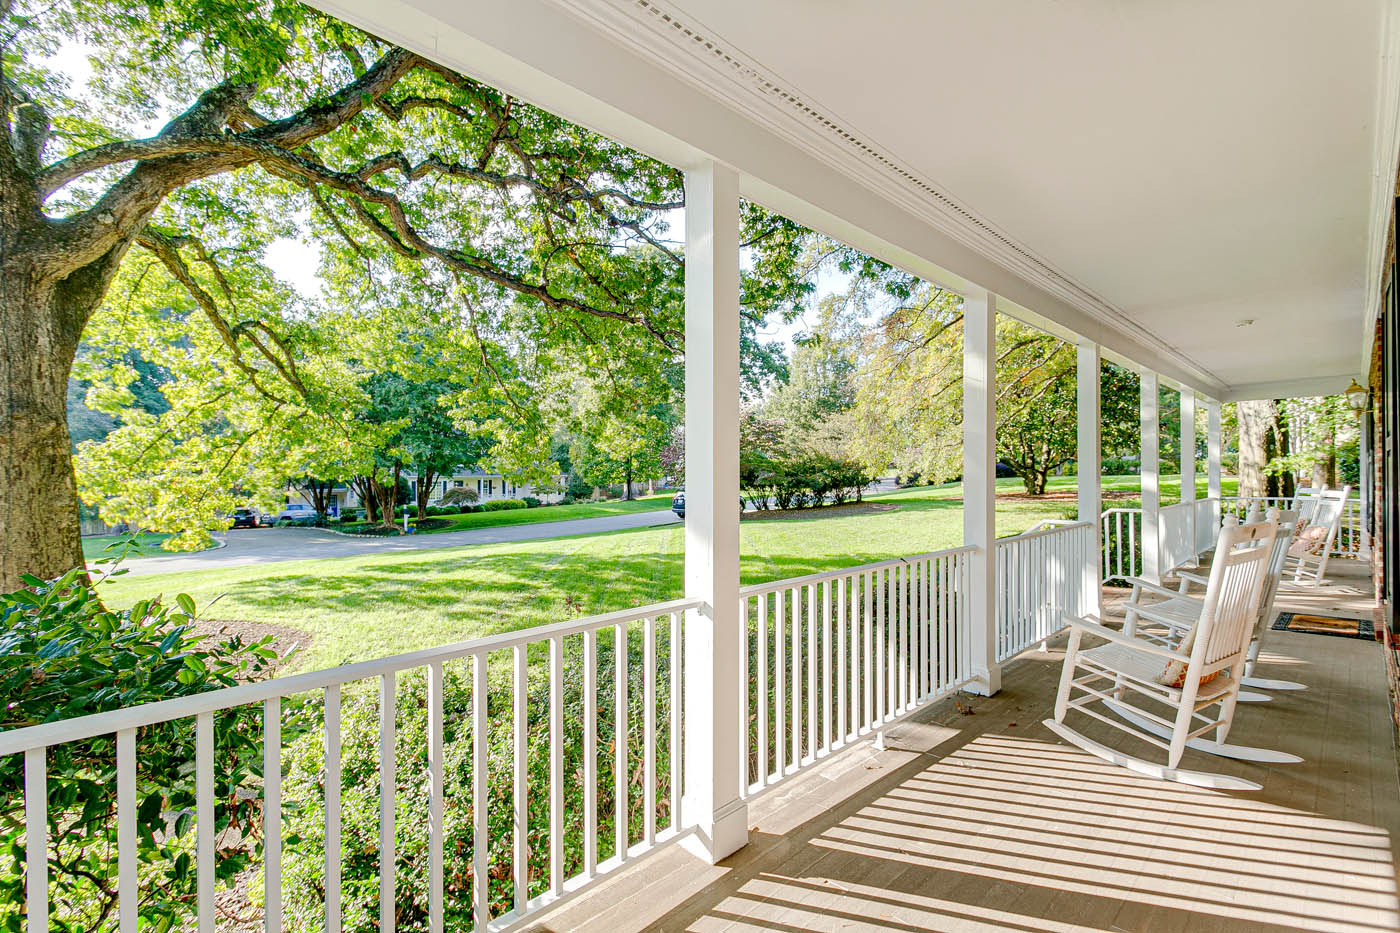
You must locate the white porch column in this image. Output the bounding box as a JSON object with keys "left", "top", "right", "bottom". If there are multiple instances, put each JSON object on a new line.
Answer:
{"left": 1207, "top": 400, "right": 1223, "bottom": 501}
{"left": 681, "top": 160, "right": 747, "bottom": 862}
{"left": 1140, "top": 370, "right": 1161, "bottom": 584}
{"left": 962, "top": 290, "right": 1001, "bottom": 695}
{"left": 1077, "top": 342, "right": 1102, "bottom": 619}
{"left": 1180, "top": 389, "right": 1197, "bottom": 554}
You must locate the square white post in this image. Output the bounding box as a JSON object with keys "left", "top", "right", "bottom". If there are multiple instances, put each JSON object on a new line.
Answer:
{"left": 962, "top": 290, "right": 1000, "bottom": 695}
{"left": 1077, "top": 342, "right": 1102, "bottom": 619}
{"left": 1207, "top": 400, "right": 1223, "bottom": 501}
{"left": 681, "top": 160, "right": 747, "bottom": 863}
{"left": 1180, "top": 390, "right": 1197, "bottom": 504}
{"left": 1180, "top": 389, "right": 1196, "bottom": 557}
{"left": 1140, "top": 370, "right": 1161, "bottom": 584}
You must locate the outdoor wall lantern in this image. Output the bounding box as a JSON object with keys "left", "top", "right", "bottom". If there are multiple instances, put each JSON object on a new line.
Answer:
{"left": 1344, "top": 378, "right": 1370, "bottom": 416}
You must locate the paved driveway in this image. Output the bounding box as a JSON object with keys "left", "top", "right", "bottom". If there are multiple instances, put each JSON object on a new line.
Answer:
{"left": 113, "top": 509, "right": 681, "bottom": 576}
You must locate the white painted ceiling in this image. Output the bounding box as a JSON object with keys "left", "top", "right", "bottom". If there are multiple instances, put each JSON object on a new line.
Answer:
{"left": 316, "top": 0, "right": 1399, "bottom": 397}
{"left": 646, "top": 0, "right": 1391, "bottom": 392}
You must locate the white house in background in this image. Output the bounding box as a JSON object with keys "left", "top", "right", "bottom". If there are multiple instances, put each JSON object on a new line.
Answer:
{"left": 421, "top": 468, "right": 567, "bottom": 505}
{"left": 286, "top": 468, "right": 567, "bottom": 513}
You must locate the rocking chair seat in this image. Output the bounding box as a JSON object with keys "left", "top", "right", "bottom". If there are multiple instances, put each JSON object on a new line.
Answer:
{"left": 1081, "top": 642, "right": 1236, "bottom": 703}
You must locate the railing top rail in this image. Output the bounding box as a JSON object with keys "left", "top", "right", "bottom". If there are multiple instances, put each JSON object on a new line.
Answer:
{"left": 737, "top": 544, "right": 977, "bottom": 598}
{"left": 1159, "top": 500, "right": 1195, "bottom": 515}
{"left": 1101, "top": 507, "right": 1143, "bottom": 517}
{"left": 0, "top": 595, "right": 703, "bottom": 757}
{"left": 994, "top": 520, "right": 1094, "bottom": 547}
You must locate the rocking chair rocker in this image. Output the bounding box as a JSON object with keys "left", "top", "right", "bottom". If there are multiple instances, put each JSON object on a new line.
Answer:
{"left": 1044, "top": 516, "right": 1284, "bottom": 791}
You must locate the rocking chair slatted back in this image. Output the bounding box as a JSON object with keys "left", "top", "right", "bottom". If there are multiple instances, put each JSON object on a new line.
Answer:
{"left": 1258, "top": 508, "right": 1299, "bottom": 627}
{"left": 1194, "top": 517, "right": 1277, "bottom": 668}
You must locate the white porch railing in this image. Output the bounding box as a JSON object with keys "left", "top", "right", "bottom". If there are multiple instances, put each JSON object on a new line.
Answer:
{"left": 1222, "top": 495, "right": 1364, "bottom": 558}
{"left": 4, "top": 597, "right": 700, "bottom": 933}
{"left": 994, "top": 521, "right": 1097, "bottom": 661}
{"left": 1158, "top": 500, "right": 1197, "bottom": 573}
{"left": 737, "top": 546, "right": 976, "bottom": 797}
{"left": 1101, "top": 507, "right": 1144, "bottom": 583}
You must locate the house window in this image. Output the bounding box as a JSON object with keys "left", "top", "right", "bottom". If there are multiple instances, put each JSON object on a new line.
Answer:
{"left": 454, "top": 480, "right": 464, "bottom": 488}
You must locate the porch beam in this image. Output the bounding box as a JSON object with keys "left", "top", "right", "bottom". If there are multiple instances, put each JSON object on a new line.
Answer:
{"left": 963, "top": 289, "right": 1000, "bottom": 696}
{"left": 1141, "top": 370, "right": 1161, "bottom": 584}
{"left": 681, "top": 160, "right": 747, "bottom": 863}
{"left": 1077, "top": 341, "right": 1102, "bottom": 619}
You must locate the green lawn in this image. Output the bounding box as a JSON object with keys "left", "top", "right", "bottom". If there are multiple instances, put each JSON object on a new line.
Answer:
{"left": 410, "top": 493, "right": 673, "bottom": 533}
{"left": 81, "top": 532, "right": 173, "bottom": 560}
{"left": 101, "top": 475, "right": 1235, "bottom": 673}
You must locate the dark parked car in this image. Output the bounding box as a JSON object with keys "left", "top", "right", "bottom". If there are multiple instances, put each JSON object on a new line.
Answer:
{"left": 231, "top": 508, "right": 262, "bottom": 528}
{"left": 672, "top": 489, "right": 685, "bottom": 519}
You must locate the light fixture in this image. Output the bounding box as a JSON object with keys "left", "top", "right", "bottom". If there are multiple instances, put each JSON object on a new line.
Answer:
{"left": 1344, "top": 378, "right": 1369, "bottom": 416}
{"left": 1234, "top": 319, "right": 1254, "bottom": 328}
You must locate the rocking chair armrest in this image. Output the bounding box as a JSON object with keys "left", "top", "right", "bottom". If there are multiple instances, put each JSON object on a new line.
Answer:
{"left": 1174, "top": 570, "right": 1209, "bottom": 590}
{"left": 1122, "top": 576, "right": 1187, "bottom": 602}
{"left": 1129, "top": 601, "right": 1199, "bottom": 632}
{"left": 1063, "top": 615, "right": 1192, "bottom": 662}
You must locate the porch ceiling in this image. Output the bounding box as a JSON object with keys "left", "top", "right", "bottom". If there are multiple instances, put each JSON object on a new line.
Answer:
{"left": 311, "top": 0, "right": 1400, "bottom": 400}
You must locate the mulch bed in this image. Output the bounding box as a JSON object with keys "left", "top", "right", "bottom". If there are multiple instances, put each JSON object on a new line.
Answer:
{"left": 742, "top": 502, "right": 900, "bottom": 522}
{"left": 995, "top": 488, "right": 1139, "bottom": 502}
{"left": 190, "top": 617, "right": 311, "bottom": 670}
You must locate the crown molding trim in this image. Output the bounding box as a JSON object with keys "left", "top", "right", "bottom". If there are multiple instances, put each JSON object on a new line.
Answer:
{"left": 549, "top": 0, "right": 1225, "bottom": 390}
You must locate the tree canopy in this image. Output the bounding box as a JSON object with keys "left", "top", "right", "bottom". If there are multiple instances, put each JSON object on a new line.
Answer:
{"left": 0, "top": 0, "right": 868, "bottom": 583}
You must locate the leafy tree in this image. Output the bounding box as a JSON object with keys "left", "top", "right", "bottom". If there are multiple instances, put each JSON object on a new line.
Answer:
{"left": 1, "top": 0, "right": 844, "bottom": 587}
{"left": 848, "top": 287, "right": 1139, "bottom": 494}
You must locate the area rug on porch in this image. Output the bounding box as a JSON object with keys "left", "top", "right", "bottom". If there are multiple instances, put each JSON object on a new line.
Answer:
{"left": 1272, "top": 612, "right": 1376, "bottom": 640}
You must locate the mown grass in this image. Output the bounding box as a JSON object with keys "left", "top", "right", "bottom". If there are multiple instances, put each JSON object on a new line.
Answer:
{"left": 101, "top": 475, "right": 1234, "bottom": 672}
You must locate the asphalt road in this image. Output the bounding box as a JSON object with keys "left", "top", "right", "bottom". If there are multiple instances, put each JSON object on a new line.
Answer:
{"left": 109, "top": 477, "right": 903, "bottom": 577}
{"left": 113, "top": 508, "right": 682, "bottom": 576}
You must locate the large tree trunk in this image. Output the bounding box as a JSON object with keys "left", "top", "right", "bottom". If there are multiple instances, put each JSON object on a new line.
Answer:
{"left": 1237, "top": 399, "right": 1275, "bottom": 498}
{"left": 0, "top": 272, "right": 99, "bottom": 589}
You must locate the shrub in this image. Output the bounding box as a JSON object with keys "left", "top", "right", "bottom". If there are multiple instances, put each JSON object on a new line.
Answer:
{"left": 480, "top": 498, "right": 527, "bottom": 512}
{"left": 564, "top": 474, "right": 593, "bottom": 501}
{"left": 1102, "top": 457, "right": 1140, "bottom": 476}
{"left": 522, "top": 496, "right": 542, "bottom": 509}
{"left": 560, "top": 496, "right": 577, "bottom": 506}
{"left": 0, "top": 567, "right": 281, "bottom": 932}
{"left": 341, "top": 509, "right": 360, "bottom": 523}
{"left": 278, "top": 637, "right": 679, "bottom": 926}
{"left": 441, "top": 487, "right": 479, "bottom": 506}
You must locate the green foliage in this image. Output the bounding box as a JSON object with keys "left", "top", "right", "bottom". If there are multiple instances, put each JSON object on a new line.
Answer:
{"left": 739, "top": 410, "right": 870, "bottom": 509}
{"left": 479, "top": 499, "right": 527, "bottom": 512}
{"left": 522, "top": 496, "right": 542, "bottom": 508}
{"left": 0, "top": 567, "right": 280, "bottom": 933}
{"left": 279, "top": 635, "right": 680, "bottom": 926}
{"left": 848, "top": 288, "right": 1139, "bottom": 495}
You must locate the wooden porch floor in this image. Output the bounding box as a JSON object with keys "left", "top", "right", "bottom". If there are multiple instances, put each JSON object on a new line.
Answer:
{"left": 529, "top": 561, "right": 1399, "bottom": 932}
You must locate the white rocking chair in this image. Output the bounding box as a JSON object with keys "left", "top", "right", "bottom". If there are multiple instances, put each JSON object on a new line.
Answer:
{"left": 1287, "top": 485, "right": 1350, "bottom": 585}
{"left": 1125, "top": 507, "right": 1303, "bottom": 696}
{"left": 1044, "top": 516, "right": 1283, "bottom": 791}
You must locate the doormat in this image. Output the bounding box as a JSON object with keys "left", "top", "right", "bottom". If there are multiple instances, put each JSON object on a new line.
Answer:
{"left": 1272, "top": 612, "right": 1375, "bottom": 640}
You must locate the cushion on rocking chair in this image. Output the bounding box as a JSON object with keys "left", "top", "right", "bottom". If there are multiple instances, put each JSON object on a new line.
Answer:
{"left": 1288, "top": 525, "right": 1328, "bottom": 557}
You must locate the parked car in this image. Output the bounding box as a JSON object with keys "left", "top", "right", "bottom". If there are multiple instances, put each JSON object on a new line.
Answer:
{"left": 230, "top": 507, "right": 262, "bottom": 528}
{"left": 275, "top": 503, "right": 318, "bottom": 525}
{"left": 672, "top": 488, "right": 685, "bottom": 519}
